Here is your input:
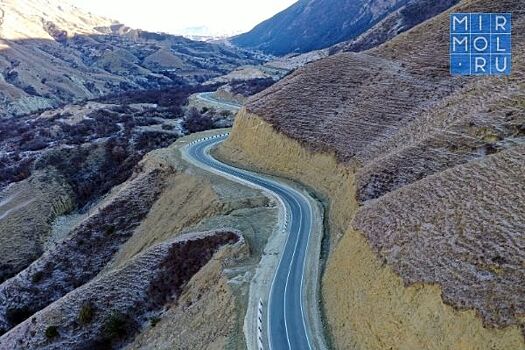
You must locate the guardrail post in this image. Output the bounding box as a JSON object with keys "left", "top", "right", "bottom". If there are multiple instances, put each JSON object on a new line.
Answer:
{"left": 257, "top": 299, "right": 264, "bottom": 350}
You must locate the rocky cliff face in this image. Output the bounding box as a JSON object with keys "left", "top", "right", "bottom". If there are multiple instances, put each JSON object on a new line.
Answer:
{"left": 221, "top": 0, "right": 525, "bottom": 347}
{"left": 0, "top": 0, "right": 261, "bottom": 117}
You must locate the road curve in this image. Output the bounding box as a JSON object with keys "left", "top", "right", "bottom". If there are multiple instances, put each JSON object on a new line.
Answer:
{"left": 195, "top": 92, "right": 243, "bottom": 109}
{"left": 183, "top": 134, "right": 318, "bottom": 350}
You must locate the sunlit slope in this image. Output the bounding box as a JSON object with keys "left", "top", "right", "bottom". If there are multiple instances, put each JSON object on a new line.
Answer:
{"left": 0, "top": 0, "right": 260, "bottom": 116}
{"left": 0, "top": 0, "right": 114, "bottom": 40}
{"left": 223, "top": 0, "right": 525, "bottom": 347}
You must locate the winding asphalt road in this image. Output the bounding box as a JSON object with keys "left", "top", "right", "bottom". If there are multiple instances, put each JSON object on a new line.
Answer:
{"left": 195, "top": 92, "right": 243, "bottom": 109}
{"left": 184, "top": 134, "right": 317, "bottom": 350}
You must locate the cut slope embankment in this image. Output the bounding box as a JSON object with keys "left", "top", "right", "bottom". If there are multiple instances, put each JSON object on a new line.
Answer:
{"left": 216, "top": 1, "right": 525, "bottom": 347}
{"left": 218, "top": 111, "right": 525, "bottom": 350}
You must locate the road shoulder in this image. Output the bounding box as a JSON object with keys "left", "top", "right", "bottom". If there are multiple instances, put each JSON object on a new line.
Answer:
{"left": 210, "top": 141, "right": 328, "bottom": 350}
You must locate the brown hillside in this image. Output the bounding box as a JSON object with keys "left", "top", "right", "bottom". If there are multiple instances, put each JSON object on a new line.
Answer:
{"left": 0, "top": 0, "right": 261, "bottom": 116}
{"left": 241, "top": 0, "right": 525, "bottom": 341}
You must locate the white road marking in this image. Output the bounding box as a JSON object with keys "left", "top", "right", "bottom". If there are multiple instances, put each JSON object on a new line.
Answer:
{"left": 284, "top": 194, "right": 303, "bottom": 350}
{"left": 183, "top": 135, "right": 316, "bottom": 350}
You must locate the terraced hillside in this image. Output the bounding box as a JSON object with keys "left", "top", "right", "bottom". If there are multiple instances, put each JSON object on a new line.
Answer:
{"left": 219, "top": 0, "right": 525, "bottom": 348}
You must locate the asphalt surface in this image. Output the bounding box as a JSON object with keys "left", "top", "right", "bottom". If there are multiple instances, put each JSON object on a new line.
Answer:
{"left": 184, "top": 135, "right": 315, "bottom": 350}
{"left": 195, "top": 92, "right": 243, "bottom": 109}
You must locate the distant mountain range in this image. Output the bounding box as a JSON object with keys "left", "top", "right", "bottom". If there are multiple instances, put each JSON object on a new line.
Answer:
{"left": 0, "top": 0, "right": 261, "bottom": 117}
{"left": 231, "top": 0, "right": 457, "bottom": 56}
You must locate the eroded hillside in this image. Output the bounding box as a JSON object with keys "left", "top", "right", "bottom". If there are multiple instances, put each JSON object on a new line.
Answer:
{"left": 218, "top": 0, "right": 525, "bottom": 348}
{"left": 0, "top": 229, "right": 243, "bottom": 349}
{"left": 0, "top": 0, "right": 261, "bottom": 116}
{"left": 0, "top": 130, "right": 279, "bottom": 349}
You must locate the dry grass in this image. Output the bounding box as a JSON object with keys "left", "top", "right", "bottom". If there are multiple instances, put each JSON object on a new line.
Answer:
{"left": 0, "top": 169, "right": 74, "bottom": 282}
{"left": 221, "top": 110, "right": 525, "bottom": 348}
{"left": 324, "top": 229, "right": 525, "bottom": 350}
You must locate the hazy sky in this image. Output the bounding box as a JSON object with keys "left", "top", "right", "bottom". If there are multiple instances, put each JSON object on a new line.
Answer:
{"left": 70, "top": 0, "right": 297, "bottom": 36}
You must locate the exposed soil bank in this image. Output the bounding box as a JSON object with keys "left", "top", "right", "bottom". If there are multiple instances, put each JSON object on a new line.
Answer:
{"left": 217, "top": 110, "right": 525, "bottom": 350}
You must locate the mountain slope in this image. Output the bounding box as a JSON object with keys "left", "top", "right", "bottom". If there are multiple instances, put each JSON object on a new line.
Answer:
{"left": 0, "top": 0, "right": 261, "bottom": 117}
{"left": 220, "top": 0, "right": 525, "bottom": 347}
{"left": 232, "top": 0, "right": 458, "bottom": 57}
{"left": 329, "top": 0, "right": 459, "bottom": 53}
{"left": 0, "top": 0, "right": 114, "bottom": 40}
{"left": 232, "top": 0, "right": 411, "bottom": 55}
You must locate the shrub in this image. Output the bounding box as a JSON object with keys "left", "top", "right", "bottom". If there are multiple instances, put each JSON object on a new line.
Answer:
{"left": 182, "top": 107, "right": 214, "bottom": 133}
{"left": 31, "top": 271, "right": 45, "bottom": 284}
{"left": 6, "top": 307, "right": 32, "bottom": 326}
{"left": 45, "top": 326, "right": 59, "bottom": 339}
{"left": 79, "top": 303, "right": 94, "bottom": 325}
{"left": 103, "top": 312, "right": 129, "bottom": 339}
{"left": 104, "top": 226, "right": 116, "bottom": 236}
{"left": 23, "top": 85, "right": 39, "bottom": 96}
{"left": 150, "top": 316, "right": 161, "bottom": 327}
{"left": 5, "top": 70, "right": 18, "bottom": 83}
